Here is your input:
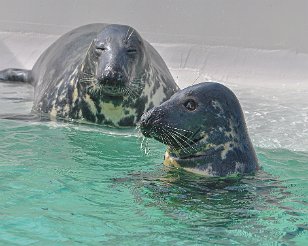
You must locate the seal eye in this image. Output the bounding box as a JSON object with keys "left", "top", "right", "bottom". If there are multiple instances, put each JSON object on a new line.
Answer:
{"left": 127, "top": 48, "right": 137, "bottom": 55}
{"left": 184, "top": 99, "right": 197, "bottom": 111}
{"left": 95, "top": 47, "right": 106, "bottom": 53}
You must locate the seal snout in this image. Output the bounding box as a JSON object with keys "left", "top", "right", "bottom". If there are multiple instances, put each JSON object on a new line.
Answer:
{"left": 139, "top": 110, "right": 155, "bottom": 137}
{"left": 98, "top": 68, "right": 127, "bottom": 87}
{"left": 139, "top": 108, "right": 163, "bottom": 138}
{"left": 96, "top": 66, "right": 130, "bottom": 96}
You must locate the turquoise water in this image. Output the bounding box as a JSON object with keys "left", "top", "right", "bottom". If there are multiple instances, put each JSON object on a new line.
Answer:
{"left": 0, "top": 79, "right": 308, "bottom": 245}
{"left": 0, "top": 119, "right": 307, "bottom": 245}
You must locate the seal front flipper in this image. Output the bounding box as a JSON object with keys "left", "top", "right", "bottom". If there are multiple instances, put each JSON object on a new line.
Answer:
{"left": 0, "top": 68, "right": 32, "bottom": 83}
{"left": 0, "top": 113, "right": 42, "bottom": 122}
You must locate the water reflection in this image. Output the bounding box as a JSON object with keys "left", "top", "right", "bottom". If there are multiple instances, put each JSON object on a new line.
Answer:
{"left": 115, "top": 161, "right": 307, "bottom": 244}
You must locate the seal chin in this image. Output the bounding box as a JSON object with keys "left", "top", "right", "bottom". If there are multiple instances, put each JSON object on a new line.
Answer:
{"left": 167, "top": 141, "right": 212, "bottom": 160}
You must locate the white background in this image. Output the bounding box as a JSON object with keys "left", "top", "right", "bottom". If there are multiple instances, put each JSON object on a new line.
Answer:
{"left": 0, "top": 0, "right": 308, "bottom": 52}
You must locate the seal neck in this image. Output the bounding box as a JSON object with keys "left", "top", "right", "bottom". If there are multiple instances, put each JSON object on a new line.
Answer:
{"left": 164, "top": 142, "right": 227, "bottom": 167}
{"left": 163, "top": 127, "right": 258, "bottom": 176}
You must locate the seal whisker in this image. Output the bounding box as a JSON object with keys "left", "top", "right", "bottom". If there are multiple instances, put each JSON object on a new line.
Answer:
{"left": 82, "top": 71, "right": 95, "bottom": 76}
{"left": 189, "top": 127, "right": 203, "bottom": 140}
{"left": 81, "top": 75, "right": 95, "bottom": 79}
{"left": 80, "top": 77, "right": 95, "bottom": 82}
{"left": 125, "top": 87, "right": 134, "bottom": 98}
{"left": 159, "top": 126, "right": 174, "bottom": 144}
{"left": 125, "top": 88, "right": 132, "bottom": 97}
{"left": 163, "top": 123, "right": 194, "bottom": 141}
{"left": 192, "top": 70, "right": 201, "bottom": 85}
{"left": 163, "top": 124, "right": 193, "bottom": 133}
{"left": 167, "top": 128, "right": 195, "bottom": 145}
{"left": 125, "top": 27, "right": 131, "bottom": 41}
{"left": 81, "top": 72, "right": 96, "bottom": 80}
{"left": 127, "top": 87, "right": 140, "bottom": 98}
{"left": 164, "top": 127, "right": 198, "bottom": 153}
{"left": 129, "top": 83, "right": 143, "bottom": 90}
{"left": 127, "top": 28, "right": 135, "bottom": 41}
{"left": 140, "top": 136, "right": 150, "bottom": 155}
{"left": 158, "top": 123, "right": 199, "bottom": 152}
{"left": 160, "top": 127, "right": 192, "bottom": 154}
{"left": 81, "top": 75, "right": 94, "bottom": 79}
{"left": 80, "top": 79, "right": 96, "bottom": 83}
{"left": 83, "top": 80, "right": 96, "bottom": 84}
{"left": 159, "top": 127, "right": 175, "bottom": 147}
{"left": 129, "top": 87, "right": 139, "bottom": 97}
{"left": 123, "top": 87, "right": 134, "bottom": 98}
{"left": 167, "top": 134, "right": 191, "bottom": 155}
{"left": 168, "top": 127, "right": 198, "bottom": 145}
{"left": 135, "top": 123, "right": 141, "bottom": 131}
{"left": 130, "top": 79, "right": 144, "bottom": 90}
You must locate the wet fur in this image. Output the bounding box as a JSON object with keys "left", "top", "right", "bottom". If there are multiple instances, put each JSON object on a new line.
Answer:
{"left": 139, "top": 82, "right": 258, "bottom": 177}
{"left": 0, "top": 23, "right": 179, "bottom": 126}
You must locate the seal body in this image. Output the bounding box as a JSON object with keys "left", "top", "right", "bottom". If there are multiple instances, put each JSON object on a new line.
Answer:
{"left": 0, "top": 23, "right": 179, "bottom": 126}
{"left": 139, "top": 82, "right": 258, "bottom": 177}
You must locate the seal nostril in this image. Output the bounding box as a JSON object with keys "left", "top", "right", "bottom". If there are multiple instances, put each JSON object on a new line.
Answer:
{"left": 116, "top": 74, "right": 124, "bottom": 82}
{"left": 140, "top": 113, "right": 153, "bottom": 130}
{"left": 100, "top": 70, "right": 126, "bottom": 85}
{"left": 140, "top": 116, "right": 149, "bottom": 127}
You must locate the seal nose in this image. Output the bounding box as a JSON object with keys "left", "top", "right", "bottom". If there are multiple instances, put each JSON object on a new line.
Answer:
{"left": 99, "top": 68, "right": 125, "bottom": 85}
{"left": 139, "top": 109, "right": 155, "bottom": 137}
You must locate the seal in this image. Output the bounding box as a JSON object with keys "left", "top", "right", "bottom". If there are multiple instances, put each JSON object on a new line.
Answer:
{"left": 0, "top": 23, "right": 179, "bottom": 126}
{"left": 139, "top": 82, "right": 258, "bottom": 177}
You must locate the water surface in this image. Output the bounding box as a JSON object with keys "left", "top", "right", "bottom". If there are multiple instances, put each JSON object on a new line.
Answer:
{"left": 0, "top": 117, "right": 307, "bottom": 245}
{"left": 0, "top": 40, "right": 307, "bottom": 245}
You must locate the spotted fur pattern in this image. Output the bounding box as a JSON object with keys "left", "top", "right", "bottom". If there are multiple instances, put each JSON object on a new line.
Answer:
{"left": 6, "top": 24, "right": 179, "bottom": 126}
{"left": 139, "top": 82, "right": 258, "bottom": 177}
{"left": 33, "top": 60, "right": 176, "bottom": 126}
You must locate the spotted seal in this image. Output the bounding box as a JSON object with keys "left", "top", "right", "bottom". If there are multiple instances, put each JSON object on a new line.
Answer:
{"left": 139, "top": 82, "right": 258, "bottom": 176}
{"left": 0, "top": 23, "right": 179, "bottom": 126}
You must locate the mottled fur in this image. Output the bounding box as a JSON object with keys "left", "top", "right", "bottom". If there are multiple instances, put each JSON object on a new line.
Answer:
{"left": 139, "top": 82, "right": 258, "bottom": 177}
{"left": 0, "top": 24, "right": 179, "bottom": 126}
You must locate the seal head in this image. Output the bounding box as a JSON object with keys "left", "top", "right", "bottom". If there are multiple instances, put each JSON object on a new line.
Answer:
{"left": 139, "top": 82, "right": 258, "bottom": 176}
{"left": 81, "top": 24, "right": 147, "bottom": 97}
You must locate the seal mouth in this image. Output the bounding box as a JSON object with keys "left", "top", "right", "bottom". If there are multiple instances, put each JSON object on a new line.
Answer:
{"left": 87, "top": 81, "right": 143, "bottom": 98}
{"left": 139, "top": 109, "right": 206, "bottom": 154}
{"left": 167, "top": 136, "right": 206, "bottom": 156}
{"left": 142, "top": 124, "right": 204, "bottom": 154}
{"left": 167, "top": 143, "right": 224, "bottom": 164}
{"left": 101, "top": 85, "right": 127, "bottom": 96}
